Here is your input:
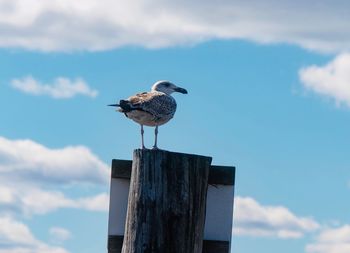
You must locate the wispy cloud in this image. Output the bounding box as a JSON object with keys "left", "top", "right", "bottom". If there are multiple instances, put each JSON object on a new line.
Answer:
{"left": 0, "top": 136, "right": 109, "bottom": 252}
{"left": 0, "top": 216, "right": 69, "bottom": 253}
{"left": 0, "top": 136, "right": 109, "bottom": 185}
{"left": 299, "top": 53, "right": 350, "bottom": 107}
{"left": 11, "top": 76, "right": 98, "bottom": 99}
{"left": 76, "top": 193, "right": 109, "bottom": 212}
{"left": 0, "top": 185, "right": 109, "bottom": 216}
{"left": 49, "top": 227, "right": 72, "bottom": 244}
{"left": 306, "top": 225, "right": 350, "bottom": 253}
{"left": 0, "top": 0, "right": 349, "bottom": 52}
{"left": 234, "top": 196, "right": 320, "bottom": 239}
{"left": 0, "top": 136, "right": 109, "bottom": 217}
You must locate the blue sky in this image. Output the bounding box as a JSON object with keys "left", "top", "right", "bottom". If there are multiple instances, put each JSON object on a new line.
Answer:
{"left": 1, "top": 1, "right": 350, "bottom": 253}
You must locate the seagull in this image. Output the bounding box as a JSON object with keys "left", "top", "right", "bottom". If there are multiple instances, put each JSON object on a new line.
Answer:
{"left": 108, "top": 80, "right": 188, "bottom": 149}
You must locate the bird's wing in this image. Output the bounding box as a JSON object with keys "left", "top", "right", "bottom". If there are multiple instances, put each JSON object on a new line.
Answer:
{"left": 128, "top": 92, "right": 153, "bottom": 105}
{"left": 127, "top": 92, "right": 176, "bottom": 117}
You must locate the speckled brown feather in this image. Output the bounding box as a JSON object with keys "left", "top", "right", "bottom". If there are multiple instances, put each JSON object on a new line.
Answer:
{"left": 121, "top": 91, "right": 177, "bottom": 126}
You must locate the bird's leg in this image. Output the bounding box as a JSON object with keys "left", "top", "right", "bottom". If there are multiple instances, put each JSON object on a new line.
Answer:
{"left": 141, "top": 124, "right": 146, "bottom": 149}
{"left": 152, "top": 126, "right": 159, "bottom": 150}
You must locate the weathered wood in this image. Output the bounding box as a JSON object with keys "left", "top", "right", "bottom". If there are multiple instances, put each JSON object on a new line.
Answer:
{"left": 108, "top": 235, "right": 229, "bottom": 253}
{"left": 111, "top": 159, "right": 234, "bottom": 185}
{"left": 121, "top": 149, "right": 212, "bottom": 253}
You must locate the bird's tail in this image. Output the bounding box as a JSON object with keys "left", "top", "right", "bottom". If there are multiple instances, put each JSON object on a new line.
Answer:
{"left": 108, "top": 100, "right": 132, "bottom": 112}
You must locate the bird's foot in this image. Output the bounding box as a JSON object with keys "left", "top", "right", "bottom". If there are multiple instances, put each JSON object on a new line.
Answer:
{"left": 152, "top": 146, "right": 160, "bottom": 150}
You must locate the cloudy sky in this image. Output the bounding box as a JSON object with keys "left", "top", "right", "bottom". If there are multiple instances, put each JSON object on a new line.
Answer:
{"left": 1, "top": 1, "right": 350, "bottom": 253}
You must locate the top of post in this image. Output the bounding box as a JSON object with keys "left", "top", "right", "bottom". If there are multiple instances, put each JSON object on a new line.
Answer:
{"left": 133, "top": 148, "right": 213, "bottom": 162}
{"left": 111, "top": 150, "right": 235, "bottom": 185}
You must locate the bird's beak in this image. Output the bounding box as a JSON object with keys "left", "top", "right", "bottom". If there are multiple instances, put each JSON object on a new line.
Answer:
{"left": 174, "top": 87, "right": 188, "bottom": 94}
{"left": 108, "top": 104, "right": 119, "bottom": 107}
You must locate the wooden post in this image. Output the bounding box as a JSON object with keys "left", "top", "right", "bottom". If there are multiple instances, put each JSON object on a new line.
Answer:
{"left": 121, "top": 149, "right": 212, "bottom": 253}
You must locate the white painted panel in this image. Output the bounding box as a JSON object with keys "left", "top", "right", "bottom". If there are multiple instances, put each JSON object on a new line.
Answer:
{"left": 108, "top": 178, "right": 130, "bottom": 235}
{"left": 108, "top": 179, "right": 234, "bottom": 244}
{"left": 204, "top": 185, "right": 234, "bottom": 241}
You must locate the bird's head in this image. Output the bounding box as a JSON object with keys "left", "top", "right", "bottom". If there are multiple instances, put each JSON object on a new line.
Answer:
{"left": 151, "top": 80, "right": 188, "bottom": 95}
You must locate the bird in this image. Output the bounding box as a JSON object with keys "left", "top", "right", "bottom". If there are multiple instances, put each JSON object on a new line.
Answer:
{"left": 108, "top": 80, "right": 188, "bottom": 149}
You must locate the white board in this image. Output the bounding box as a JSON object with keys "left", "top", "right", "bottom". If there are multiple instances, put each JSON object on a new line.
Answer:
{"left": 108, "top": 178, "right": 130, "bottom": 236}
{"left": 204, "top": 185, "right": 234, "bottom": 242}
{"left": 108, "top": 178, "right": 234, "bottom": 248}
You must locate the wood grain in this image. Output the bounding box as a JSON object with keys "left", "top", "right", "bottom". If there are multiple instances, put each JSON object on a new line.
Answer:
{"left": 121, "top": 149, "right": 212, "bottom": 253}
{"left": 111, "top": 159, "right": 235, "bottom": 185}
{"left": 108, "top": 235, "right": 229, "bottom": 253}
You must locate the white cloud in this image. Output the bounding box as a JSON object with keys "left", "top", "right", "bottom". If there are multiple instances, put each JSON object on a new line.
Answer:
{"left": 0, "top": 136, "right": 109, "bottom": 185}
{"left": 0, "top": 216, "right": 38, "bottom": 246}
{"left": 49, "top": 227, "right": 71, "bottom": 244}
{"left": 0, "top": 136, "right": 110, "bottom": 217}
{"left": 306, "top": 225, "right": 350, "bottom": 253}
{"left": 0, "top": 186, "right": 14, "bottom": 204}
{"left": 20, "top": 188, "right": 76, "bottom": 215}
{"left": 0, "top": 0, "right": 349, "bottom": 52}
{"left": 0, "top": 246, "right": 68, "bottom": 253}
{"left": 11, "top": 76, "right": 98, "bottom": 99}
{"left": 77, "top": 193, "right": 109, "bottom": 212}
{"left": 234, "top": 196, "right": 320, "bottom": 239}
{"left": 19, "top": 188, "right": 109, "bottom": 215}
{"left": 0, "top": 184, "right": 109, "bottom": 216}
{"left": 299, "top": 53, "right": 350, "bottom": 107}
{"left": 0, "top": 136, "right": 109, "bottom": 251}
{"left": 0, "top": 216, "right": 69, "bottom": 253}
